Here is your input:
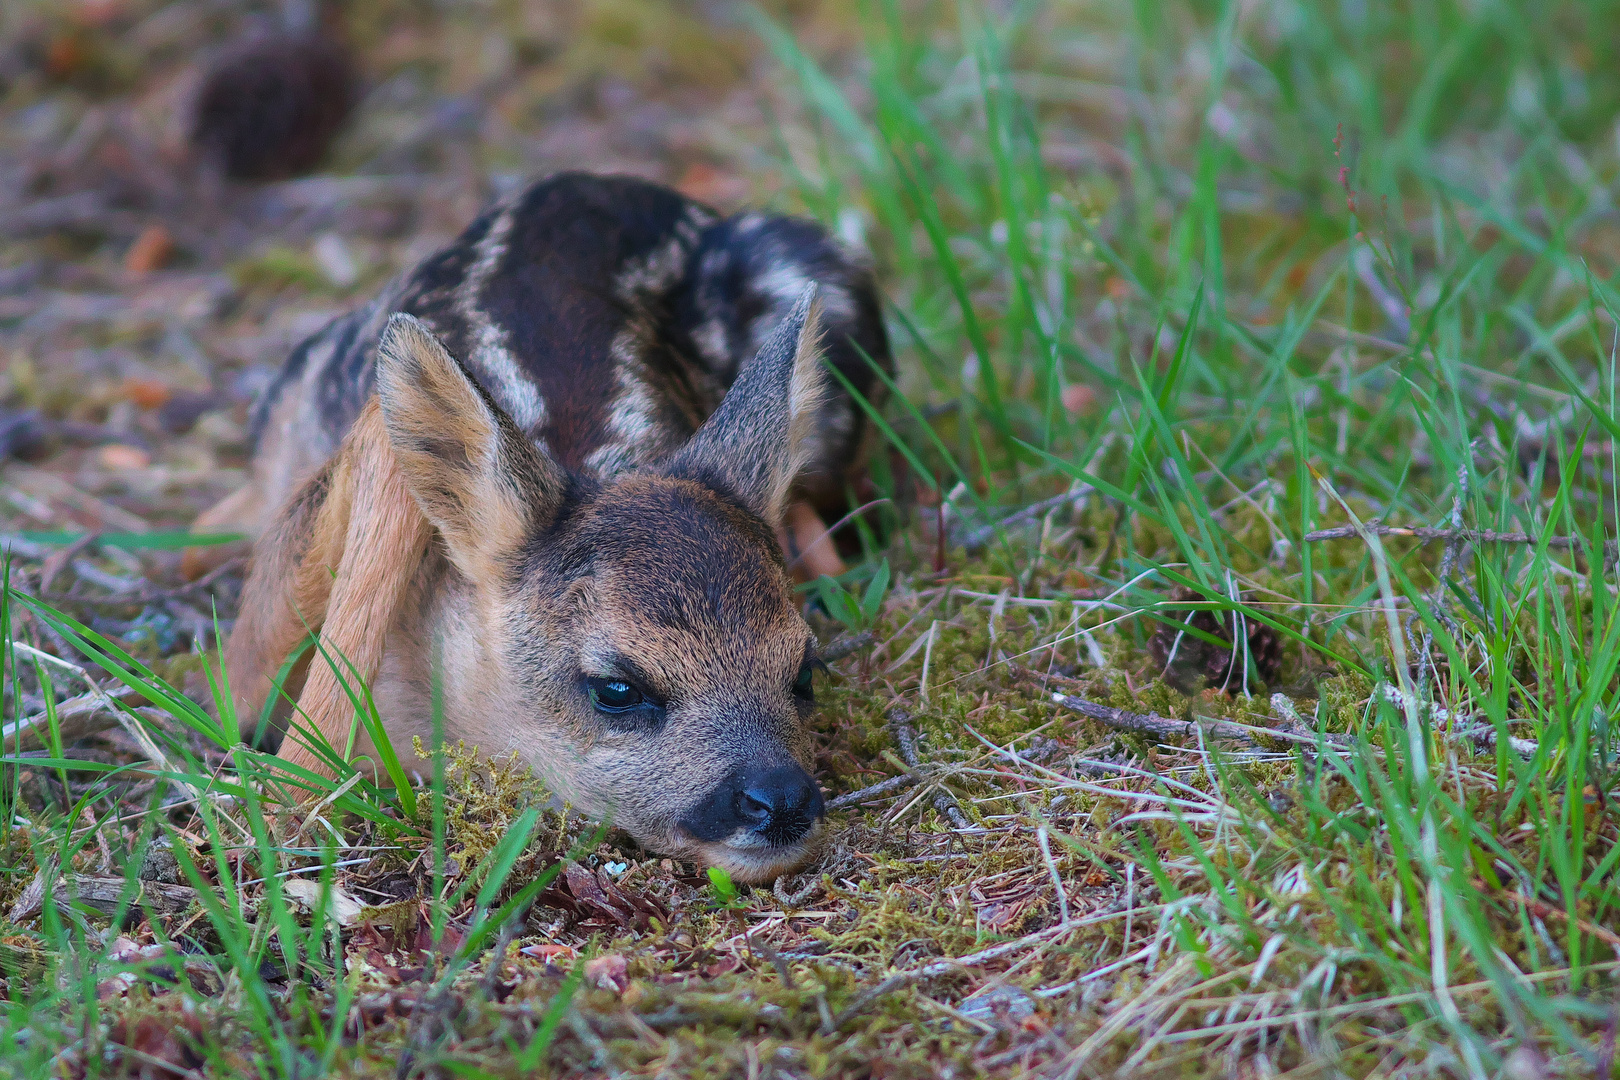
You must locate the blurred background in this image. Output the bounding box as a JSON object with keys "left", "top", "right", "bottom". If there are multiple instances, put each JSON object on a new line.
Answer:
{"left": 0, "top": 0, "right": 857, "bottom": 545}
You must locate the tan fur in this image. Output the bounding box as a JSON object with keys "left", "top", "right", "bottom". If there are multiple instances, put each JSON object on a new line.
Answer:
{"left": 775, "top": 298, "right": 830, "bottom": 525}
{"left": 224, "top": 400, "right": 430, "bottom": 785}
{"left": 372, "top": 313, "right": 565, "bottom": 582}
{"left": 277, "top": 403, "right": 431, "bottom": 780}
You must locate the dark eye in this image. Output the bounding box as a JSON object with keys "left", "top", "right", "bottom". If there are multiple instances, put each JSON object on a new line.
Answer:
{"left": 792, "top": 662, "right": 816, "bottom": 702}
{"left": 588, "top": 677, "right": 645, "bottom": 713}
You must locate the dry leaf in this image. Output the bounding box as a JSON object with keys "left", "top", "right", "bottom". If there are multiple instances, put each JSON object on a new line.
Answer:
{"left": 583, "top": 953, "right": 630, "bottom": 993}
{"left": 1060, "top": 384, "right": 1097, "bottom": 414}
{"left": 97, "top": 444, "right": 151, "bottom": 469}
{"left": 125, "top": 225, "right": 175, "bottom": 276}
{"left": 122, "top": 378, "right": 173, "bottom": 410}
{"left": 554, "top": 861, "right": 668, "bottom": 930}
{"left": 412, "top": 912, "right": 467, "bottom": 958}
{"left": 282, "top": 878, "right": 365, "bottom": 926}
{"left": 107, "top": 1001, "right": 205, "bottom": 1079}
{"left": 519, "top": 942, "right": 576, "bottom": 961}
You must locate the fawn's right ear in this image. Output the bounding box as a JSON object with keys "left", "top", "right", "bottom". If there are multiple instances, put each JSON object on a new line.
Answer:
{"left": 664, "top": 284, "right": 826, "bottom": 526}
{"left": 375, "top": 313, "right": 566, "bottom": 582}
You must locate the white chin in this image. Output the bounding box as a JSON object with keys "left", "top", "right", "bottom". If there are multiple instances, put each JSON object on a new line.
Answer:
{"left": 665, "top": 822, "right": 824, "bottom": 884}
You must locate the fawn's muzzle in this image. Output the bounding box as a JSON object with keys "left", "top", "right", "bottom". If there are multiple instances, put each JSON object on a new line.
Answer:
{"left": 681, "top": 762, "right": 825, "bottom": 847}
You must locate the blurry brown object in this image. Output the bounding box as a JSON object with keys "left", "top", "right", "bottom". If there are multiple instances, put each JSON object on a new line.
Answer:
{"left": 96, "top": 444, "right": 150, "bottom": 469}
{"left": 122, "top": 378, "right": 173, "bottom": 410}
{"left": 106, "top": 999, "right": 206, "bottom": 1079}
{"left": 188, "top": 32, "right": 358, "bottom": 181}
{"left": 43, "top": 32, "right": 90, "bottom": 81}
{"left": 124, "top": 224, "right": 174, "bottom": 275}
{"left": 72, "top": 0, "right": 129, "bottom": 28}
{"left": 1147, "top": 586, "right": 1283, "bottom": 694}
{"left": 675, "top": 161, "right": 748, "bottom": 206}
{"left": 1060, "top": 383, "right": 1097, "bottom": 414}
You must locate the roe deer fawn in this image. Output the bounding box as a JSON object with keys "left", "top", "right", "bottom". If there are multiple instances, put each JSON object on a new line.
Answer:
{"left": 195, "top": 173, "right": 891, "bottom": 881}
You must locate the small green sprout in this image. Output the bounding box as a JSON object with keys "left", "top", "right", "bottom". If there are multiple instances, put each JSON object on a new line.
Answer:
{"left": 707, "top": 866, "right": 745, "bottom": 910}
{"left": 812, "top": 558, "right": 890, "bottom": 634}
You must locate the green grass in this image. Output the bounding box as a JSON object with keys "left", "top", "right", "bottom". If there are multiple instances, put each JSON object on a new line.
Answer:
{"left": 9, "top": 0, "right": 1620, "bottom": 1075}
{"left": 758, "top": 0, "right": 1620, "bottom": 1069}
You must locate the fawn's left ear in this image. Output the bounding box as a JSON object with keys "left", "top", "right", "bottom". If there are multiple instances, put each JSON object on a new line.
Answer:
{"left": 665, "top": 284, "right": 827, "bottom": 526}
{"left": 375, "top": 313, "right": 568, "bottom": 581}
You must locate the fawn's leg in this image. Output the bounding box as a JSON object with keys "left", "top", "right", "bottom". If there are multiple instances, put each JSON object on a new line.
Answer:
{"left": 272, "top": 401, "right": 430, "bottom": 783}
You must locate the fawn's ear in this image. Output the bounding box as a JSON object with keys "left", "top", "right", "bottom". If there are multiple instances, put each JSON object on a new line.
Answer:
{"left": 375, "top": 313, "right": 566, "bottom": 581}
{"left": 666, "top": 284, "right": 827, "bottom": 526}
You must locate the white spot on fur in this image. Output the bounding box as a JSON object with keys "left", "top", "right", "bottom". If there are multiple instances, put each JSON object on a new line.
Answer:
{"left": 583, "top": 327, "right": 671, "bottom": 477}
{"left": 747, "top": 265, "right": 857, "bottom": 356}
{"left": 459, "top": 203, "right": 546, "bottom": 432}
{"left": 613, "top": 231, "right": 690, "bottom": 300}
{"left": 586, "top": 206, "right": 717, "bottom": 475}
{"left": 691, "top": 316, "right": 731, "bottom": 372}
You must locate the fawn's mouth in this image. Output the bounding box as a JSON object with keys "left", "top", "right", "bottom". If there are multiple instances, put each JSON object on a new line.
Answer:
{"left": 668, "top": 822, "right": 825, "bottom": 884}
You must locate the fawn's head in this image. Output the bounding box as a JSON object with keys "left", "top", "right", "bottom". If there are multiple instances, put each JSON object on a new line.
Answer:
{"left": 374, "top": 292, "right": 830, "bottom": 882}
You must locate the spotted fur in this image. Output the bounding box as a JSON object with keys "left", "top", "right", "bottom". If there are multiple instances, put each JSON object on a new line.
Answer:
{"left": 201, "top": 173, "right": 891, "bottom": 881}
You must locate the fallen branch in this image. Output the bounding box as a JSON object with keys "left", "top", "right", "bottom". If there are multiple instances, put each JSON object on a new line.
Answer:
{"left": 66, "top": 875, "right": 199, "bottom": 918}
{"left": 826, "top": 769, "right": 927, "bottom": 811}
{"left": 9, "top": 871, "right": 200, "bottom": 922}
{"left": 820, "top": 631, "right": 874, "bottom": 664}
{"left": 1378, "top": 685, "right": 1539, "bottom": 757}
{"left": 1456, "top": 724, "right": 1539, "bottom": 758}
{"left": 0, "top": 686, "right": 148, "bottom": 753}
{"left": 826, "top": 735, "right": 1070, "bottom": 811}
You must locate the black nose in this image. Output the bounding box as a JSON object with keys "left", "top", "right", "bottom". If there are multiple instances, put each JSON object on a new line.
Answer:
{"left": 677, "top": 763, "right": 824, "bottom": 846}
{"left": 737, "top": 764, "right": 824, "bottom": 845}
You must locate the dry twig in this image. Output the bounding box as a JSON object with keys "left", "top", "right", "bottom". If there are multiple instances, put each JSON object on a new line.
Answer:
{"left": 821, "top": 916, "right": 1085, "bottom": 1032}
{"left": 820, "top": 631, "right": 875, "bottom": 663}
{"left": 1, "top": 686, "right": 148, "bottom": 753}
{"left": 887, "top": 706, "right": 972, "bottom": 829}
{"left": 1047, "top": 692, "right": 1351, "bottom": 751}
{"left": 826, "top": 770, "right": 926, "bottom": 811}
{"left": 1304, "top": 523, "right": 1617, "bottom": 565}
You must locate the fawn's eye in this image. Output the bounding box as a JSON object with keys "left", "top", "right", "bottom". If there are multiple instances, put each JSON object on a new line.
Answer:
{"left": 588, "top": 677, "right": 645, "bottom": 713}
{"left": 792, "top": 661, "right": 816, "bottom": 702}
